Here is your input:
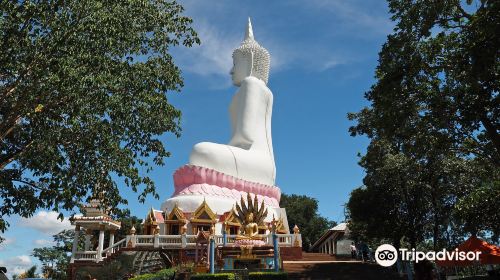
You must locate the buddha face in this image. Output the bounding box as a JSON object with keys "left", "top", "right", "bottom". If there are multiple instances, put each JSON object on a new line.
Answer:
{"left": 245, "top": 212, "right": 254, "bottom": 224}
{"left": 230, "top": 52, "right": 252, "bottom": 87}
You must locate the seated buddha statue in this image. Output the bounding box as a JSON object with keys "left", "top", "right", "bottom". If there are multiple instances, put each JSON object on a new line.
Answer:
{"left": 235, "top": 212, "right": 263, "bottom": 243}
{"left": 241, "top": 212, "right": 259, "bottom": 239}
{"left": 189, "top": 18, "right": 276, "bottom": 186}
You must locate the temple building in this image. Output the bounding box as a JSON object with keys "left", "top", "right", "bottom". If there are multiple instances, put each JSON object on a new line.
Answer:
{"left": 142, "top": 199, "right": 290, "bottom": 237}
{"left": 311, "top": 222, "right": 353, "bottom": 256}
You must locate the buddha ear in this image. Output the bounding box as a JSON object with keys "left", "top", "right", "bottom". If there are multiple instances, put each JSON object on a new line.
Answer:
{"left": 248, "top": 51, "right": 254, "bottom": 77}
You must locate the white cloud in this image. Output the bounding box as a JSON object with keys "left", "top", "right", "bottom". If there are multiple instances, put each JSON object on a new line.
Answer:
{"left": 0, "top": 237, "right": 15, "bottom": 251}
{"left": 304, "top": 0, "right": 393, "bottom": 35}
{"left": 19, "top": 211, "right": 72, "bottom": 235}
{"left": 0, "top": 255, "right": 34, "bottom": 278}
{"left": 176, "top": 21, "right": 238, "bottom": 77}
{"left": 173, "top": 19, "right": 304, "bottom": 86}
{"left": 172, "top": 0, "right": 387, "bottom": 84}
{"left": 320, "top": 57, "right": 347, "bottom": 71}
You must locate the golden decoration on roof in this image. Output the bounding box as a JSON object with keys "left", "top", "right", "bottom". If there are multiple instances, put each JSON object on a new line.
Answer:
{"left": 166, "top": 203, "right": 186, "bottom": 222}
{"left": 191, "top": 198, "right": 217, "bottom": 223}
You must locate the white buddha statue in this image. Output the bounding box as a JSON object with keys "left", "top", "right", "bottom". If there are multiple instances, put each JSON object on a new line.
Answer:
{"left": 189, "top": 18, "right": 276, "bottom": 186}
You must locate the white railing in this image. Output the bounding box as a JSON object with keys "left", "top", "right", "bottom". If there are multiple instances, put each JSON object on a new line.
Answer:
{"left": 276, "top": 234, "right": 293, "bottom": 247}
{"left": 136, "top": 235, "right": 154, "bottom": 246}
{"left": 159, "top": 235, "right": 182, "bottom": 247}
{"left": 102, "top": 238, "right": 127, "bottom": 255}
{"left": 119, "top": 233, "right": 297, "bottom": 249}
{"left": 212, "top": 234, "right": 297, "bottom": 246}
{"left": 185, "top": 234, "right": 197, "bottom": 246}
{"left": 72, "top": 232, "right": 301, "bottom": 264}
{"left": 73, "top": 251, "right": 98, "bottom": 261}
{"left": 215, "top": 235, "right": 224, "bottom": 244}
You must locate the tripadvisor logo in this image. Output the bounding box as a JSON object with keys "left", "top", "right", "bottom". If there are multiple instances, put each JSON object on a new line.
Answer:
{"left": 374, "top": 244, "right": 481, "bottom": 267}
{"left": 375, "top": 244, "right": 398, "bottom": 267}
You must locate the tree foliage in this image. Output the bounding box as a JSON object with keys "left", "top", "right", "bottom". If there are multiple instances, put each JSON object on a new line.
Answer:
{"left": 32, "top": 229, "right": 76, "bottom": 280}
{"left": 280, "top": 193, "right": 335, "bottom": 251}
{"left": 0, "top": 0, "right": 200, "bottom": 233}
{"left": 15, "top": 265, "right": 38, "bottom": 279}
{"left": 113, "top": 209, "right": 143, "bottom": 240}
{"left": 347, "top": 0, "right": 499, "bottom": 248}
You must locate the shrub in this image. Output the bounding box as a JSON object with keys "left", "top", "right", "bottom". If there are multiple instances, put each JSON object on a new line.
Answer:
{"left": 190, "top": 273, "right": 235, "bottom": 280}
{"left": 129, "top": 268, "right": 176, "bottom": 280}
{"left": 249, "top": 271, "right": 288, "bottom": 280}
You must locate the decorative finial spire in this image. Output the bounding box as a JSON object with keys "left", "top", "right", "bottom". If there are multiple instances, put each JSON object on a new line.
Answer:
{"left": 245, "top": 17, "right": 254, "bottom": 41}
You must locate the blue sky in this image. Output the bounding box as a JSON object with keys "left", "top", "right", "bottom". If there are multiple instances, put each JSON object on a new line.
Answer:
{"left": 1, "top": 0, "right": 393, "bottom": 276}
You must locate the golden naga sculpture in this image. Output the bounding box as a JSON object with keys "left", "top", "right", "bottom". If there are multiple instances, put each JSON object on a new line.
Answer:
{"left": 234, "top": 193, "right": 268, "bottom": 240}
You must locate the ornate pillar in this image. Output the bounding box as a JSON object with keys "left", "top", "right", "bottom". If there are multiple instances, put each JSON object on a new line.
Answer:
{"left": 209, "top": 238, "right": 215, "bottom": 274}
{"left": 154, "top": 225, "right": 160, "bottom": 248}
{"left": 96, "top": 225, "right": 105, "bottom": 262}
{"left": 108, "top": 229, "right": 115, "bottom": 254}
{"left": 70, "top": 225, "right": 80, "bottom": 263}
{"left": 84, "top": 229, "right": 92, "bottom": 251}
{"left": 127, "top": 226, "right": 136, "bottom": 248}
{"left": 181, "top": 224, "right": 187, "bottom": 248}
{"left": 195, "top": 241, "right": 199, "bottom": 263}
{"left": 222, "top": 222, "right": 227, "bottom": 246}
{"left": 273, "top": 232, "right": 279, "bottom": 272}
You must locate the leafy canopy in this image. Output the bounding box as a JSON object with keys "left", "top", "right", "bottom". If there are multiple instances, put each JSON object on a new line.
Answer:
{"left": 347, "top": 0, "right": 499, "bottom": 247}
{"left": 0, "top": 0, "right": 199, "bottom": 232}
{"left": 280, "top": 193, "right": 335, "bottom": 251}
{"left": 32, "top": 229, "right": 77, "bottom": 280}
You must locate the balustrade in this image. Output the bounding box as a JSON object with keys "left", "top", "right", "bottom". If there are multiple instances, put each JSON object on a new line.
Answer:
{"left": 73, "top": 251, "right": 98, "bottom": 261}
{"left": 71, "top": 233, "right": 302, "bottom": 264}
{"left": 158, "top": 235, "right": 182, "bottom": 246}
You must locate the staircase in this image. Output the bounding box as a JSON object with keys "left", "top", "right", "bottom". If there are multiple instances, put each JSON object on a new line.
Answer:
{"left": 284, "top": 253, "right": 402, "bottom": 280}
{"left": 299, "top": 252, "right": 344, "bottom": 261}
{"left": 131, "top": 251, "right": 165, "bottom": 275}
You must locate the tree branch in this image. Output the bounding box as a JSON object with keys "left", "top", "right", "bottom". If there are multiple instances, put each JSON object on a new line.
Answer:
{"left": 479, "top": 115, "right": 500, "bottom": 166}
{"left": 456, "top": 4, "right": 472, "bottom": 20}
{"left": 0, "top": 140, "right": 33, "bottom": 170}
{"left": 11, "top": 178, "right": 46, "bottom": 191}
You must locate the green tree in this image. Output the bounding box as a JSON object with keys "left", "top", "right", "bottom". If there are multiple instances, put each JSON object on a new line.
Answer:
{"left": 455, "top": 181, "right": 500, "bottom": 242}
{"left": 347, "top": 0, "right": 499, "bottom": 249}
{"left": 32, "top": 229, "right": 77, "bottom": 279}
{"left": 280, "top": 193, "right": 335, "bottom": 251}
{"left": 17, "top": 265, "right": 38, "bottom": 279}
{"left": 381, "top": 0, "right": 499, "bottom": 165}
{"left": 113, "top": 209, "right": 144, "bottom": 240}
{"left": 0, "top": 1, "right": 200, "bottom": 233}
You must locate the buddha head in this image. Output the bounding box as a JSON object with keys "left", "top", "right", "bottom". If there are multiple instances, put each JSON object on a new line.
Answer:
{"left": 231, "top": 18, "right": 270, "bottom": 86}
{"left": 245, "top": 212, "right": 255, "bottom": 224}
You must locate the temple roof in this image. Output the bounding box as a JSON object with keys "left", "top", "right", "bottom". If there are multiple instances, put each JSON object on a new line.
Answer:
{"left": 144, "top": 207, "right": 164, "bottom": 224}
{"left": 331, "top": 222, "right": 347, "bottom": 231}
{"left": 310, "top": 222, "right": 350, "bottom": 251}
{"left": 153, "top": 209, "right": 164, "bottom": 223}
{"left": 71, "top": 215, "right": 121, "bottom": 230}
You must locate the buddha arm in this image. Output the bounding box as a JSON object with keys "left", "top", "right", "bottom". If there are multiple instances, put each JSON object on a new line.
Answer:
{"left": 231, "top": 77, "right": 261, "bottom": 149}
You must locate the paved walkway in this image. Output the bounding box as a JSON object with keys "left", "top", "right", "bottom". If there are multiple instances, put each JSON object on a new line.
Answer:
{"left": 284, "top": 253, "right": 403, "bottom": 280}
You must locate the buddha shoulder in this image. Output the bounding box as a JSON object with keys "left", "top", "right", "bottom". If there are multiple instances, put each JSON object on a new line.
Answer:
{"left": 240, "top": 76, "right": 272, "bottom": 96}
